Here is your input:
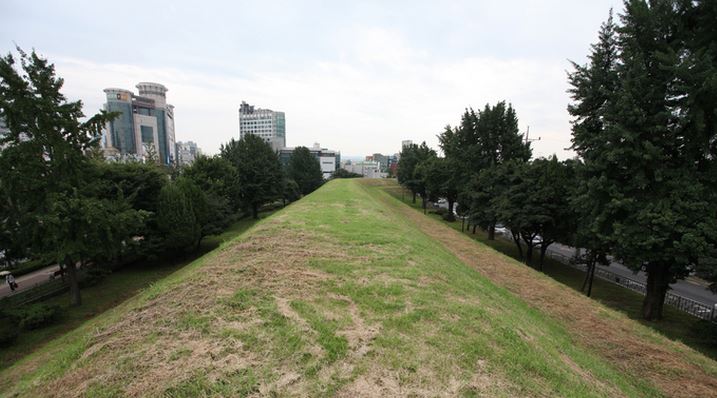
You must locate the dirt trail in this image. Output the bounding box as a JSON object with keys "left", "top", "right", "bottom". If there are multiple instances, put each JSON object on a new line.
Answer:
{"left": 370, "top": 182, "right": 717, "bottom": 398}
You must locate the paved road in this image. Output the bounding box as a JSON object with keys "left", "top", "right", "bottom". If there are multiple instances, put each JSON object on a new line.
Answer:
{"left": 546, "top": 242, "right": 717, "bottom": 308}
{"left": 0, "top": 264, "right": 61, "bottom": 299}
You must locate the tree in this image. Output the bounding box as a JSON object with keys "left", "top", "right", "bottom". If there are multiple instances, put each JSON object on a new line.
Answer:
{"left": 281, "top": 177, "right": 301, "bottom": 206}
{"left": 221, "top": 135, "right": 282, "bottom": 219}
{"left": 182, "top": 154, "right": 239, "bottom": 210}
{"left": 397, "top": 142, "right": 436, "bottom": 205}
{"left": 93, "top": 161, "right": 168, "bottom": 262}
{"left": 460, "top": 162, "right": 515, "bottom": 240}
{"left": 156, "top": 182, "right": 200, "bottom": 253}
{"left": 440, "top": 102, "right": 532, "bottom": 239}
{"left": 418, "top": 156, "right": 459, "bottom": 220}
{"left": 0, "top": 49, "right": 144, "bottom": 305}
{"left": 568, "top": 3, "right": 717, "bottom": 319}
{"left": 331, "top": 169, "right": 362, "bottom": 179}
{"left": 181, "top": 155, "right": 236, "bottom": 243}
{"left": 287, "top": 146, "right": 323, "bottom": 195}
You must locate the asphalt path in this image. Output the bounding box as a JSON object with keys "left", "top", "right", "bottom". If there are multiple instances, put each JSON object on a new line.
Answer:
{"left": 546, "top": 242, "right": 717, "bottom": 308}
{"left": 0, "top": 264, "right": 61, "bottom": 299}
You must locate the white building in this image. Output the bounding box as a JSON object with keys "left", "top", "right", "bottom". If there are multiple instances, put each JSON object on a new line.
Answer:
{"left": 176, "top": 141, "right": 202, "bottom": 166}
{"left": 239, "top": 101, "right": 286, "bottom": 152}
{"left": 102, "top": 82, "right": 176, "bottom": 165}
{"left": 343, "top": 160, "right": 386, "bottom": 178}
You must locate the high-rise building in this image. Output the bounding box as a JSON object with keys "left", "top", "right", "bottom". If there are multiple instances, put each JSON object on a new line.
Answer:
{"left": 239, "top": 101, "right": 285, "bottom": 152}
{"left": 401, "top": 140, "right": 413, "bottom": 149}
{"left": 176, "top": 141, "right": 202, "bottom": 166}
{"left": 102, "top": 82, "right": 176, "bottom": 164}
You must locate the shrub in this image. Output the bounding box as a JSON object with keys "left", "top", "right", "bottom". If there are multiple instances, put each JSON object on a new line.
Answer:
{"left": 442, "top": 213, "right": 456, "bottom": 222}
{"left": 16, "top": 303, "right": 62, "bottom": 330}
{"left": 80, "top": 266, "right": 111, "bottom": 288}
{"left": 0, "top": 322, "right": 18, "bottom": 346}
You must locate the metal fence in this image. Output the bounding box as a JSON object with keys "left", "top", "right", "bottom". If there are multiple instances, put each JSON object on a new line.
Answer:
{"left": 0, "top": 271, "right": 87, "bottom": 307}
{"left": 545, "top": 248, "right": 716, "bottom": 322}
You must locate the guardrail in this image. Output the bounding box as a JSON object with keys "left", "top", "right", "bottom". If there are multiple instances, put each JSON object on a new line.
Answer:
{"left": 1, "top": 271, "right": 87, "bottom": 307}
{"left": 545, "top": 248, "right": 716, "bottom": 322}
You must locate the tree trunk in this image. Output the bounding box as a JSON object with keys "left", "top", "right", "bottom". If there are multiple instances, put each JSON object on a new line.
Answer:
{"left": 448, "top": 200, "right": 455, "bottom": 216}
{"left": 511, "top": 231, "right": 523, "bottom": 260}
{"left": 586, "top": 263, "right": 596, "bottom": 297}
{"left": 252, "top": 203, "right": 259, "bottom": 219}
{"left": 422, "top": 195, "right": 427, "bottom": 214}
{"left": 65, "top": 258, "right": 81, "bottom": 307}
{"left": 461, "top": 217, "right": 465, "bottom": 232}
{"left": 412, "top": 191, "right": 416, "bottom": 204}
{"left": 538, "top": 243, "right": 548, "bottom": 272}
{"left": 525, "top": 244, "right": 533, "bottom": 267}
{"left": 581, "top": 256, "right": 592, "bottom": 293}
{"left": 642, "top": 263, "right": 670, "bottom": 321}
{"left": 472, "top": 224, "right": 477, "bottom": 234}
{"left": 487, "top": 223, "right": 495, "bottom": 240}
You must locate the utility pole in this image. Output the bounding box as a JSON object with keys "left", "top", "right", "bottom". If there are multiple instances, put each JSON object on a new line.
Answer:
{"left": 524, "top": 126, "right": 541, "bottom": 145}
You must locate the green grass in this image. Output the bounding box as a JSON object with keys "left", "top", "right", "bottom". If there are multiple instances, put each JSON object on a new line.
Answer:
{"left": 3, "top": 180, "right": 713, "bottom": 396}
{"left": 0, "top": 211, "right": 276, "bottom": 371}
{"left": 384, "top": 184, "right": 717, "bottom": 361}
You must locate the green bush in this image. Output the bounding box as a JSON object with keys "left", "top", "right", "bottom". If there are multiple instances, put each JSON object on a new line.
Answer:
{"left": 80, "top": 266, "right": 111, "bottom": 288}
{"left": 15, "top": 303, "right": 62, "bottom": 330}
{"left": 0, "top": 322, "right": 19, "bottom": 347}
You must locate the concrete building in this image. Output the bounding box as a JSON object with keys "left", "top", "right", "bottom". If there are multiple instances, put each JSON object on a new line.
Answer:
{"left": 102, "top": 82, "right": 176, "bottom": 165}
{"left": 279, "top": 143, "right": 340, "bottom": 179}
{"left": 343, "top": 160, "right": 386, "bottom": 178}
{"left": 176, "top": 141, "right": 202, "bottom": 166}
{"left": 401, "top": 140, "right": 413, "bottom": 149}
{"left": 239, "top": 101, "right": 286, "bottom": 152}
{"left": 366, "top": 153, "right": 399, "bottom": 173}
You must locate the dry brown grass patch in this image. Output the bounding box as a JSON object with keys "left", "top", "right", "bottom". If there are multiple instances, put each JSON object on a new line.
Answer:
{"left": 378, "top": 189, "right": 717, "bottom": 398}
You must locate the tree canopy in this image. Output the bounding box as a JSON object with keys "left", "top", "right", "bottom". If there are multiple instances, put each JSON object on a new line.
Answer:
{"left": 287, "top": 146, "right": 323, "bottom": 195}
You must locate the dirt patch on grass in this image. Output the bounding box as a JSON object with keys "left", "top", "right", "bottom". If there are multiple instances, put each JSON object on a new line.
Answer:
{"left": 374, "top": 184, "right": 717, "bottom": 398}
{"left": 6, "top": 222, "right": 355, "bottom": 397}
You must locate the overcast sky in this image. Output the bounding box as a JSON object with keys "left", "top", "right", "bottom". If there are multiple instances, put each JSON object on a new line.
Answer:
{"left": 1, "top": 0, "right": 624, "bottom": 158}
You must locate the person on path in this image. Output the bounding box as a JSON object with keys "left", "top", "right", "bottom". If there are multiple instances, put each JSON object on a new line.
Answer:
{"left": 6, "top": 273, "right": 17, "bottom": 292}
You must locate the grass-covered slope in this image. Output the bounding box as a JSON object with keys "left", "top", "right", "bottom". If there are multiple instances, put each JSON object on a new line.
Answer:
{"left": 1, "top": 179, "right": 715, "bottom": 397}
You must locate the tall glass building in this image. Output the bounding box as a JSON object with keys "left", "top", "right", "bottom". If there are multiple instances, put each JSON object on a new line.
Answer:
{"left": 102, "top": 82, "right": 176, "bottom": 164}
{"left": 238, "top": 101, "right": 286, "bottom": 152}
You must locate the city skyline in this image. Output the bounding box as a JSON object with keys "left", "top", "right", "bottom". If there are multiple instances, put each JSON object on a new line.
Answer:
{"left": 1, "top": 0, "right": 624, "bottom": 158}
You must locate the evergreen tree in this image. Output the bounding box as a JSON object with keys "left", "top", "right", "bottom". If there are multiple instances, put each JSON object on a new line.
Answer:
{"left": 222, "top": 135, "right": 282, "bottom": 219}
{"left": 569, "top": 3, "right": 717, "bottom": 319}
{"left": 0, "top": 49, "right": 144, "bottom": 305}
{"left": 156, "top": 182, "right": 200, "bottom": 253}
{"left": 397, "top": 142, "right": 436, "bottom": 204}
{"left": 567, "top": 10, "right": 619, "bottom": 297}
{"left": 417, "top": 156, "right": 459, "bottom": 220}
{"left": 287, "top": 146, "right": 323, "bottom": 195}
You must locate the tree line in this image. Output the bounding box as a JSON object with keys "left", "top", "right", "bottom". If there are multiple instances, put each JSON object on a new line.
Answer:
{"left": 398, "top": 1, "right": 717, "bottom": 321}
{"left": 0, "top": 49, "right": 325, "bottom": 306}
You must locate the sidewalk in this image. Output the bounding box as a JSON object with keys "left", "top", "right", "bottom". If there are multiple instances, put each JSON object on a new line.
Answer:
{"left": 0, "top": 264, "right": 61, "bottom": 299}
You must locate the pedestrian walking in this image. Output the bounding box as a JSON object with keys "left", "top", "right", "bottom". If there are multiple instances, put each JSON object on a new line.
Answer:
{"left": 6, "top": 273, "right": 18, "bottom": 292}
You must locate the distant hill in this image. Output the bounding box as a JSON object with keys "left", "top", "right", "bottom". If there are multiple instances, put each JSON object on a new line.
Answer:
{"left": 2, "top": 179, "right": 716, "bottom": 397}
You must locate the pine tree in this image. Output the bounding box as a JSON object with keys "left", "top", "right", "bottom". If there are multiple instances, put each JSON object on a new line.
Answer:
{"left": 569, "top": 3, "right": 717, "bottom": 318}
{"left": 0, "top": 49, "right": 144, "bottom": 306}
{"left": 567, "top": 10, "right": 619, "bottom": 297}
{"left": 221, "top": 135, "right": 282, "bottom": 219}
{"left": 287, "top": 146, "right": 323, "bottom": 195}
